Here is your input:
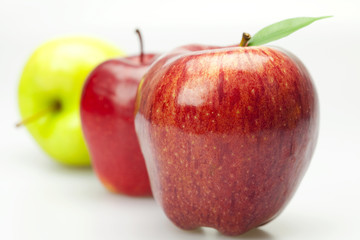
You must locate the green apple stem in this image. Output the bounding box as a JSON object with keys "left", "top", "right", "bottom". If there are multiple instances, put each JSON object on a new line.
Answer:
{"left": 135, "top": 29, "right": 144, "bottom": 63}
{"left": 240, "top": 32, "right": 251, "bottom": 47}
{"left": 15, "top": 100, "right": 61, "bottom": 128}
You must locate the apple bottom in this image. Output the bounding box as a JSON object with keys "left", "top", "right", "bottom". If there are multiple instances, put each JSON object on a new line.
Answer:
{"left": 82, "top": 114, "right": 152, "bottom": 196}
{"left": 94, "top": 163, "right": 151, "bottom": 196}
{"left": 89, "top": 138, "right": 152, "bottom": 196}
{"left": 136, "top": 115, "right": 317, "bottom": 235}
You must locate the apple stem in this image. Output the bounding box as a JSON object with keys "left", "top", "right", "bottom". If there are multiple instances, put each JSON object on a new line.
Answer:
{"left": 135, "top": 29, "right": 144, "bottom": 63}
{"left": 240, "top": 32, "right": 251, "bottom": 47}
{"left": 15, "top": 100, "right": 61, "bottom": 128}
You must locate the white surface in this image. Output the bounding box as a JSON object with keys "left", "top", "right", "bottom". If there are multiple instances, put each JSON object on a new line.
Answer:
{"left": 1, "top": 0, "right": 360, "bottom": 239}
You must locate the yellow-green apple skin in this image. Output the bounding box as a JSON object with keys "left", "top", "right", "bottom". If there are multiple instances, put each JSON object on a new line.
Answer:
{"left": 18, "top": 37, "right": 124, "bottom": 166}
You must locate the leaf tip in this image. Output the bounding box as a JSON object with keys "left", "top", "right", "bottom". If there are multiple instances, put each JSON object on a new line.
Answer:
{"left": 318, "top": 15, "right": 333, "bottom": 20}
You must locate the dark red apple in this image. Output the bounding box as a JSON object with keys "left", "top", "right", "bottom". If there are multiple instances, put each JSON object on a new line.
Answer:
{"left": 134, "top": 44, "right": 319, "bottom": 234}
{"left": 80, "top": 31, "right": 158, "bottom": 196}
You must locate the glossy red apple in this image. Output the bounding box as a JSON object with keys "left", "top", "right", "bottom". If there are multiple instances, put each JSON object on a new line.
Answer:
{"left": 134, "top": 44, "right": 319, "bottom": 234}
{"left": 80, "top": 30, "right": 158, "bottom": 196}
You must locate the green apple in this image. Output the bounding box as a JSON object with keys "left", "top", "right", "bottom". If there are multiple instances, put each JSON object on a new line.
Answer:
{"left": 18, "top": 36, "right": 124, "bottom": 166}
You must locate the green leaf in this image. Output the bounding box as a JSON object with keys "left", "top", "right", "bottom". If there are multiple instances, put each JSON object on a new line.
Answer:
{"left": 247, "top": 16, "right": 332, "bottom": 46}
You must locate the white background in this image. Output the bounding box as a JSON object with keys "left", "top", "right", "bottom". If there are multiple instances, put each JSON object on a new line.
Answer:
{"left": 1, "top": 0, "right": 360, "bottom": 239}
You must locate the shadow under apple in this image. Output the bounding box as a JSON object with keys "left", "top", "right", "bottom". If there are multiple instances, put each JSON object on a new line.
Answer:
{"left": 228, "top": 228, "right": 274, "bottom": 239}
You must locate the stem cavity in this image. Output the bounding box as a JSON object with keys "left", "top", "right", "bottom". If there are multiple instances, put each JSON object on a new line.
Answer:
{"left": 16, "top": 100, "right": 61, "bottom": 128}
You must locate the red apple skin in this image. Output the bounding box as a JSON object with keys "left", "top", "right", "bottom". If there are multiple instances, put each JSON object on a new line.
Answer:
{"left": 81, "top": 54, "right": 158, "bottom": 196}
{"left": 134, "top": 45, "right": 319, "bottom": 234}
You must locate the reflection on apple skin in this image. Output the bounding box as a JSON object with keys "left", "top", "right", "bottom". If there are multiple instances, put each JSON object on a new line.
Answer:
{"left": 135, "top": 45, "right": 319, "bottom": 235}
